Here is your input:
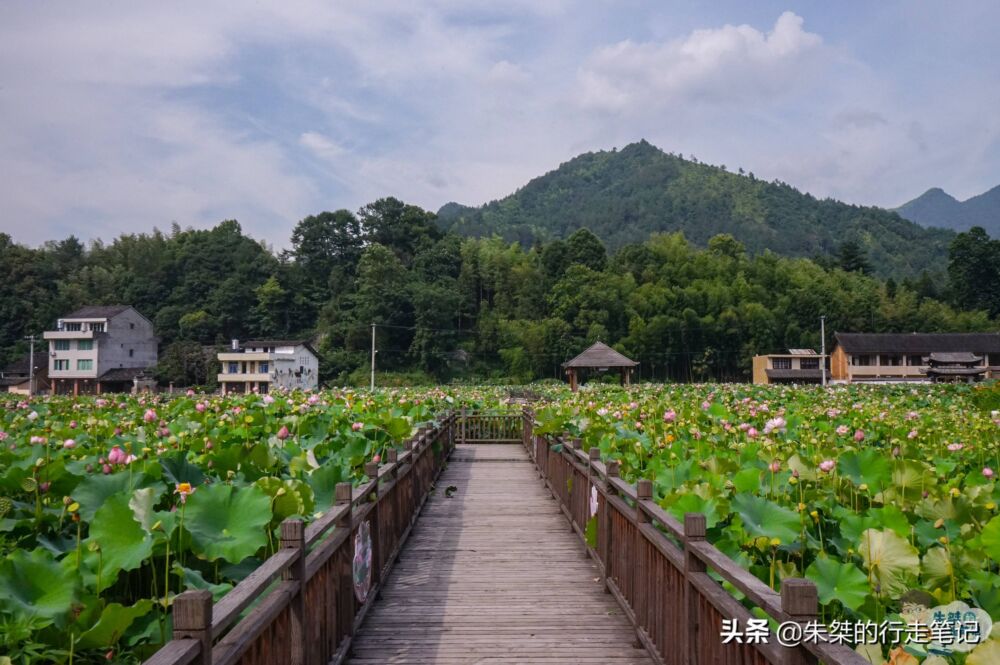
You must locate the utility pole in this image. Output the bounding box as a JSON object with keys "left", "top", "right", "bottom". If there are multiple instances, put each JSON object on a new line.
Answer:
{"left": 23, "top": 334, "right": 37, "bottom": 396}
{"left": 370, "top": 323, "right": 376, "bottom": 392}
{"left": 820, "top": 315, "right": 827, "bottom": 387}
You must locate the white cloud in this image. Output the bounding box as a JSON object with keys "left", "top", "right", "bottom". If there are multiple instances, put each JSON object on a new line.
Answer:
{"left": 299, "top": 132, "right": 347, "bottom": 160}
{"left": 578, "top": 12, "right": 823, "bottom": 111}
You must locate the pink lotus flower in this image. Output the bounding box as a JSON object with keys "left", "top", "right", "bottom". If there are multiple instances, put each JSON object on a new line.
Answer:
{"left": 947, "top": 443, "right": 963, "bottom": 452}
{"left": 30, "top": 435, "right": 45, "bottom": 444}
{"left": 69, "top": 420, "right": 77, "bottom": 429}
{"left": 143, "top": 409, "right": 156, "bottom": 423}
{"left": 663, "top": 410, "right": 676, "bottom": 422}
{"left": 819, "top": 460, "right": 836, "bottom": 473}
{"left": 854, "top": 429, "right": 865, "bottom": 442}
{"left": 102, "top": 464, "right": 112, "bottom": 475}
{"left": 984, "top": 467, "right": 995, "bottom": 479}
{"left": 308, "top": 395, "right": 320, "bottom": 405}
{"left": 769, "top": 460, "right": 781, "bottom": 473}
{"left": 108, "top": 446, "right": 126, "bottom": 465}
{"left": 95, "top": 398, "right": 108, "bottom": 408}
{"left": 763, "top": 417, "right": 786, "bottom": 435}
{"left": 63, "top": 439, "right": 76, "bottom": 449}
{"left": 186, "top": 389, "right": 195, "bottom": 397}
{"left": 908, "top": 430, "right": 918, "bottom": 439}
{"left": 0, "top": 431, "right": 7, "bottom": 441}
{"left": 701, "top": 401, "right": 711, "bottom": 410}
{"left": 747, "top": 427, "right": 758, "bottom": 438}
{"left": 195, "top": 402, "right": 206, "bottom": 413}
{"left": 352, "top": 422, "right": 364, "bottom": 432}
{"left": 372, "top": 454, "right": 381, "bottom": 464}
{"left": 263, "top": 395, "right": 275, "bottom": 404}
{"left": 276, "top": 425, "right": 290, "bottom": 440}
{"left": 836, "top": 425, "right": 849, "bottom": 436}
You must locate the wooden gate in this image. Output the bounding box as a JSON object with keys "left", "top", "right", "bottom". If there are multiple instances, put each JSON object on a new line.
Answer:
{"left": 457, "top": 409, "right": 523, "bottom": 444}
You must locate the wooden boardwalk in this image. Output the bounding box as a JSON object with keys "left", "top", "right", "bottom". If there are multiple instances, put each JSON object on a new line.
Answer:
{"left": 347, "top": 443, "right": 654, "bottom": 664}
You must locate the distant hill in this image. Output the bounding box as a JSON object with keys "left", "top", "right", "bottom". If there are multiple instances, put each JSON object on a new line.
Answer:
{"left": 437, "top": 140, "right": 954, "bottom": 278}
{"left": 896, "top": 185, "right": 1000, "bottom": 236}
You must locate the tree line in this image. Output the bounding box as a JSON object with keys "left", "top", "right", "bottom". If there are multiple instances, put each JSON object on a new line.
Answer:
{"left": 1, "top": 200, "right": 997, "bottom": 385}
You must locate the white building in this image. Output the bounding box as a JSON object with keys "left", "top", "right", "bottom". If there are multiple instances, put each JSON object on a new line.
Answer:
{"left": 217, "top": 339, "right": 319, "bottom": 394}
{"left": 44, "top": 305, "right": 158, "bottom": 395}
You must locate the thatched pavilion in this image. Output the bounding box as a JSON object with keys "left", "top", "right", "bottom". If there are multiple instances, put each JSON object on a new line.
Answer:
{"left": 562, "top": 341, "right": 638, "bottom": 392}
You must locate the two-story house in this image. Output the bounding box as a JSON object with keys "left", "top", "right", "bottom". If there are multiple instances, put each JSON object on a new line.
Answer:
{"left": 44, "top": 306, "right": 158, "bottom": 395}
{"left": 752, "top": 349, "right": 826, "bottom": 384}
{"left": 217, "top": 339, "right": 319, "bottom": 394}
{"left": 829, "top": 332, "right": 1000, "bottom": 384}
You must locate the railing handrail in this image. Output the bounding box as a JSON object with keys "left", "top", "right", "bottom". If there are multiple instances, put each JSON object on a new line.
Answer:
{"left": 523, "top": 408, "right": 867, "bottom": 665}
{"left": 145, "top": 413, "right": 457, "bottom": 665}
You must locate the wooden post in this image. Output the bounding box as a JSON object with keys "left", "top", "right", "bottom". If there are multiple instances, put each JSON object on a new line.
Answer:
{"left": 636, "top": 479, "right": 652, "bottom": 523}
{"left": 172, "top": 590, "right": 213, "bottom": 665}
{"left": 365, "top": 461, "right": 382, "bottom": 589}
{"left": 684, "top": 513, "right": 707, "bottom": 665}
{"left": 460, "top": 407, "right": 466, "bottom": 445}
{"left": 335, "top": 482, "right": 354, "bottom": 639}
{"left": 604, "top": 460, "right": 620, "bottom": 591}
{"left": 781, "top": 579, "right": 819, "bottom": 665}
{"left": 280, "top": 519, "right": 307, "bottom": 665}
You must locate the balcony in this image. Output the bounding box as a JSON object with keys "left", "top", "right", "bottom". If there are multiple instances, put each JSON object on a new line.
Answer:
{"left": 44, "top": 330, "right": 96, "bottom": 340}
{"left": 218, "top": 352, "right": 271, "bottom": 362}
{"left": 217, "top": 373, "right": 271, "bottom": 384}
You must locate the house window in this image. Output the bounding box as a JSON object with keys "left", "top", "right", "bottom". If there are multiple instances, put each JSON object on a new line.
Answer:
{"left": 259, "top": 362, "right": 269, "bottom": 373}
{"left": 990, "top": 353, "right": 1000, "bottom": 367}
{"left": 77, "top": 359, "right": 93, "bottom": 370}
{"left": 852, "top": 354, "right": 873, "bottom": 366}
{"left": 130, "top": 323, "right": 135, "bottom": 329}
{"left": 772, "top": 358, "right": 792, "bottom": 370}
{"left": 907, "top": 355, "right": 924, "bottom": 366}
{"left": 129, "top": 349, "right": 134, "bottom": 358}
{"left": 78, "top": 339, "right": 93, "bottom": 351}
{"left": 54, "top": 359, "right": 70, "bottom": 371}
{"left": 228, "top": 362, "right": 239, "bottom": 374}
{"left": 54, "top": 340, "right": 70, "bottom": 351}
{"left": 879, "top": 354, "right": 902, "bottom": 366}
{"left": 259, "top": 382, "right": 269, "bottom": 394}
{"left": 65, "top": 322, "right": 82, "bottom": 331}
{"left": 90, "top": 322, "right": 105, "bottom": 333}
{"left": 800, "top": 358, "right": 819, "bottom": 370}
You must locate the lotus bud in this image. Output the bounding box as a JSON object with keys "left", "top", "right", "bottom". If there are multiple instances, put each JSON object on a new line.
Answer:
{"left": 277, "top": 425, "right": 290, "bottom": 440}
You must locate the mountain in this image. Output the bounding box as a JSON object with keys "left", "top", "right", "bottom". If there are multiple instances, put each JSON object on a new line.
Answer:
{"left": 896, "top": 185, "right": 1000, "bottom": 236}
{"left": 437, "top": 140, "right": 955, "bottom": 278}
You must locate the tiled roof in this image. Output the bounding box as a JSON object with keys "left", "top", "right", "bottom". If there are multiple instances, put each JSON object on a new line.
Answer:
{"left": 64, "top": 305, "right": 132, "bottom": 319}
{"left": 99, "top": 367, "right": 154, "bottom": 382}
{"left": 834, "top": 332, "right": 1000, "bottom": 354}
{"left": 765, "top": 369, "right": 824, "bottom": 380}
{"left": 562, "top": 341, "right": 638, "bottom": 368}
{"left": 3, "top": 352, "right": 48, "bottom": 375}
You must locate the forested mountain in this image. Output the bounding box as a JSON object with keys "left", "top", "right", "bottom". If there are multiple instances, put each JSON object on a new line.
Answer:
{"left": 3, "top": 203, "right": 998, "bottom": 386}
{"left": 896, "top": 185, "right": 1000, "bottom": 236}
{"left": 437, "top": 140, "right": 954, "bottom": 279}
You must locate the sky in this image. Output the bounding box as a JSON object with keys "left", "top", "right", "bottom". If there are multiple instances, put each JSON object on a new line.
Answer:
{"left": 1, "top": 1, "right": 998, "bottom": 248}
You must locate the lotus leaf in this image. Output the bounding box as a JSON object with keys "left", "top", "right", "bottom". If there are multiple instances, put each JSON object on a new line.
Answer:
{"left": 731, "top": 493, "right": 801, "bottom": 544}
{"left": 805, "top": 556, "right": 870, "bottom": 610}
{"left": 76, "top": 600, "right": 153, "bottom": 649}
{"left": 0, "top": 547, "right": 76, "bottom": 621}
{"left": 183, "top": 482, "right": 272, "bottom": 562}
{"left": 860, "top": 528, "right": 920, "bottom": 598}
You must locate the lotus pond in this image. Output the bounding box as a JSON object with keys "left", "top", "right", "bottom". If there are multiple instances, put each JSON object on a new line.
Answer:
{"left": 3, "top": 383, "right": 1000, "bottom": 663}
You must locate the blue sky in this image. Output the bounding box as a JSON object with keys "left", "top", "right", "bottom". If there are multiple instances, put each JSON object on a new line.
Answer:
{"left": 1, "top": 1, "right": 998, "bottom": 248}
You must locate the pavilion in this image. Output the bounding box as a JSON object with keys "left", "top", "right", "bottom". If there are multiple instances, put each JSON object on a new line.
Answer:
{"left": 562, "top": 341, "right": 638, "bottom": 392}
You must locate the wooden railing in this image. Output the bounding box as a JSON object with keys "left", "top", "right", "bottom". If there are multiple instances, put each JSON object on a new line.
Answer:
{"left": 145, "top": 413, "right": 457, "bottom": 665}
{"left": 523, "top": 410, "right": 868, "bottom": 665}
{"left": 457, "top": 408, "right": 522, "bottom": 444}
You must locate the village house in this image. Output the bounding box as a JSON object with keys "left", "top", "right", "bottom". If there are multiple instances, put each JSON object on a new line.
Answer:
{"left": 751, "top": 349, "right": 826, "bottom": 385}
{"left": 217, "top": 339, "right": 319, "bottom": 394}
{"left": 829, "top": 332, "right": 1000, "bottom": 384}
{"left": 44, "top": 305, "right": 158, "bottom": 395}
{"left": 0, "top": 352, "right": 50, "bottom": 395}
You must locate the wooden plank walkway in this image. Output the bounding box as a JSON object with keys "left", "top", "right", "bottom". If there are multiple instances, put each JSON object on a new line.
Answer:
{"left": 348, "top": 443, "right": 654, "bottom": 664}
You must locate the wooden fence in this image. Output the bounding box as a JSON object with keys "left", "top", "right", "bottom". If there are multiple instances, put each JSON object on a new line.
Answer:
{"left": 523, "top": 410, "right": 868, "bottom": 665}
{"left": 145, "top": 413, "right": 457, "bottom": 665}
{"left": 457, "top": 408, "right": 522, "bottom": 444}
